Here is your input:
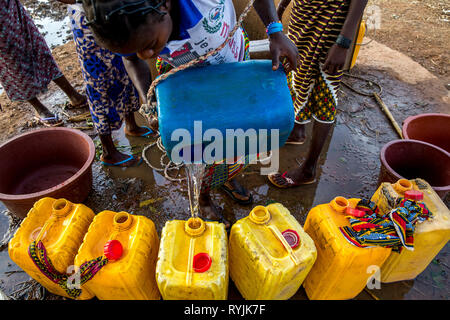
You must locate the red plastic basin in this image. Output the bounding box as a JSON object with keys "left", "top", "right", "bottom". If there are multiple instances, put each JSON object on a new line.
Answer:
{"left": 0, "top": 128, "right": 95, "bottom": 218}
{"left": 402, "top": 113, "right": 450, "bottom": 154}
{"left": 378, "top": 139, "right": 450, "bottom": 199}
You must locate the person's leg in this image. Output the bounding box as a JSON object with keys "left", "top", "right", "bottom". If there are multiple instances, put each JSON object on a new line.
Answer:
{"left": 53, "top": 75, "right": 87, "bottom": 107}
{"left": 278, "top": 119, "right": 333, "bottom": 184}
{"left": 268, "top": 70, "right": 338, "bottom": 188}
{"left": 28, "top": 97, "right": 62, "bottom": 125}
{"left": 99, "top": 133, "right": 141, "bottom": 166}
{"left": 28, "top": 97, "right": 53, "bottom": 118}
{"left": 124, "top": 112, "right": 155, "bottom": 136}
{"left": 286, "top": 122, "right": 307, "bottom": 144}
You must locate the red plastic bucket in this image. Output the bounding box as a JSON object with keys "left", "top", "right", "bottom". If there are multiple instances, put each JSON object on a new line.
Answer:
{"left": 378, "top": 139, "right": 450, "bottom": 199}
{"left": 402, "top": 113, "right": 450, "bottom": 154}
{"left": 0, "top": 128, "right": 95, "bottom": 218}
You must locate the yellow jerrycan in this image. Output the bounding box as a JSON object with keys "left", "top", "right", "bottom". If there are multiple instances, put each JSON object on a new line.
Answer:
{"left": 155, "top": 217, "right": 228, "bottom": 300}
{"left": 303, "top": 196, "right": 391, "bottom": 300}
{"left": 229, "top": 203, "right": 317, "bottom": 300}
{"left": 8, "top": 197, "right": 95, "bottom": 300}
{"left": 371, "top": 178, "right": 450, "bottom": 283}
{"left": 74, "top": 211, "right": 161, "bottom": 300}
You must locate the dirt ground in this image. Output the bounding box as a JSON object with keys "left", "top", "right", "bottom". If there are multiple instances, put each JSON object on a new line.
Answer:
{"left": 366, "top": 0, "right": 450, "bottom": 86}
{"left": 0, "top": 0, "right": 449, "bottom": 301}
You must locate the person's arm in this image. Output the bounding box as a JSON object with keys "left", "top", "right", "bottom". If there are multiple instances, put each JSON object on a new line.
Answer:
{"left": 322, "top": 0, "right": 368, "bottom": 74}
{"left": 252, "top": 0, "right": 298, "bottom": 72}
{"left": 276, "top": 0, "right": 292, "bottom": 21}
{"left": 122, "top": 55, "right": 153, "bottom": 105}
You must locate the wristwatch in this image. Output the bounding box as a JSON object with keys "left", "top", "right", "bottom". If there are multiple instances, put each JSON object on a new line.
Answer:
{"left": 335, "top": 34, "right": 352, "bottom": 49}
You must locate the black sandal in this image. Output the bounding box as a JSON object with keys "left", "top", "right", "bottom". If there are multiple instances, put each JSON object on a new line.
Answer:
{"left": 220, "top": 181, "right": 253, "bottom": 206}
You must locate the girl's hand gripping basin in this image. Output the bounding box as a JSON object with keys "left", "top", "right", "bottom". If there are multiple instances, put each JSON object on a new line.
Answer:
{"left": 371, "top": 178, "right": 450, "bottom": 283}
{"left": 74, "top": 211, "right": 161, "bottom": 300}
{"left": 155, "top": 217, "right": 228, "bottom": 300}
{"left": 229, "top": 203, "right": 317, "bottom": 300}
{"left": 8, "top": 198, "right": 95, "bottom": 300}
{"left": 303, "top": 197, "right": 391, "bottom": 300}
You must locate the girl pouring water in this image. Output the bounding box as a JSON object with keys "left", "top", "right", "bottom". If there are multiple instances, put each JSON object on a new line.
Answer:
{"left": 79, "top": 0, "right": 299, "bottom": 227}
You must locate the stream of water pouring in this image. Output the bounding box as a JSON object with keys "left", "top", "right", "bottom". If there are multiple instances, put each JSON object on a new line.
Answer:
{"left": 185, "top": 163, "right": 206, "bottom": 219}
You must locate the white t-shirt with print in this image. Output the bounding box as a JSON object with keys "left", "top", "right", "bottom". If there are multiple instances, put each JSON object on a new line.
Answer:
{"left": 159, "top": 0, "right": 246, "bottom": 67}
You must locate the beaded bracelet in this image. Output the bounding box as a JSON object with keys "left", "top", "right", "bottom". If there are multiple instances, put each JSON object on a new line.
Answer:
{"left": 266, "top": 21, "right": 283, "bottom": 36}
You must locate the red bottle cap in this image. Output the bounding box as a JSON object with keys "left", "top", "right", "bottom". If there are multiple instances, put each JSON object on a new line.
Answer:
{"left": 103, "top": 240, "right": 123, "bottom": 261}
{"left": 282, "top": 229, "right": 300, "bottom": 248}
{"left": 345, "top": 207, "right": 366, "bottom": 218}
{"left": 405, "top": 190, "right": 424, "bottom": 201}
{"left": 193, "top": 253, "right": 212, "bottom": 273}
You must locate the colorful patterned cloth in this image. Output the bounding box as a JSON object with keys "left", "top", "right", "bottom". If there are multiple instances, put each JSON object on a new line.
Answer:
{"left": 28, "top": 240, "right": 108, "bottom": 299}
{"left": 68, "top": 4, "right": 140, "bottom": 135}
{"left": 0, "top": 0, "right": 62, "bottom": 102}
{"left": 286, "top": 0, "right": 349, "bottom": 124}
{"left": 340, "top": 198, "right": 432, "bottom": 252}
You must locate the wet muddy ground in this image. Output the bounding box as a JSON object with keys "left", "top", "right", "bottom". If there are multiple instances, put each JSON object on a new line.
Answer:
{"left": 0, "top": 1, "right": 449, "bottom": 301}
{"left": 0, "top": 60, "right": 448, "bottom": 300}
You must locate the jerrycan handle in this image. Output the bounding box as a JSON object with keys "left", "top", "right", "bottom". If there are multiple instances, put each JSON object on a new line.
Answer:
{"left": 267, "top": 225, "right": 300, "bottom": 265}
{"left": 186, "top": 237, "right": 196, "bottom": 286}
{"left": 184, "top": 218, "right": 207, "bottom": 286}
{"left": 34, "top": 199, "right": 73, "bottom": 243}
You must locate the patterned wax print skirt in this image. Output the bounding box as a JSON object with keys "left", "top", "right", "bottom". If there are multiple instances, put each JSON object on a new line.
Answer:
{"left": 0, "top": 0, "right": 62, "bottom": 102}
{"left": 287, "top": 0, "right": 349, "bottom": 124}
{"left": 69, "top": 4, "right": 140, "bottom": 135}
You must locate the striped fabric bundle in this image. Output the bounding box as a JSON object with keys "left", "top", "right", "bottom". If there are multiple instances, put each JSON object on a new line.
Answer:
{"left": 340, "top": 198, "right": 432, "bottom": 252}
{"left": 28, "top": 240, "right": 108, "bottom": 299}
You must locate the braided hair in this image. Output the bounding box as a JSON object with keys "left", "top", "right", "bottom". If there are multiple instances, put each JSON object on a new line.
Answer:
{"left": 80, "top": 0, "right": 167, "bottom": 50}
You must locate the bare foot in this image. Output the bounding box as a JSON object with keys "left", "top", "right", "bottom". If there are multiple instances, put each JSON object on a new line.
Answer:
{"left": 66, "top": 94, "right": 88, "bottom": 109}
{"left": 124, "top": 126, "right": 155, "bottom": 137}
{"left": 100, "top": 151, "right": 142, "bottom": 167}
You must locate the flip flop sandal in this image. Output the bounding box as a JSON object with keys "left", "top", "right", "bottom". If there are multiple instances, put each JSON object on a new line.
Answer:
{"left": 285, "top": 135, "right": 306, "bottom": 145}
{"left": 35, "top": 116, "right": 64, "bottom": 127}
{"left": 101, "top": 154, "right": 143, "bottom": 167}
{"left": 268, "top": 171, "right": 316, "bottom": 189}
{"left": 124, "top": 126, "right": 155, "bottom": 137}
{"left": 285, "top": 139, "right": 305, "bottom": 145}
{"left": 220, "top": 182, "right": 253, "bottom": 206}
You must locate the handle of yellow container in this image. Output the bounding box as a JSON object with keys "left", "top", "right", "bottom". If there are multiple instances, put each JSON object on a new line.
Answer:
{"left": 186, "top": 237, "right": 196, "bottom": 287}
{"left": 267, "top": 225, "right": 300, "bottom": 265}
{"left": 34, "top": 198, "right": 73, "bottom": 243}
